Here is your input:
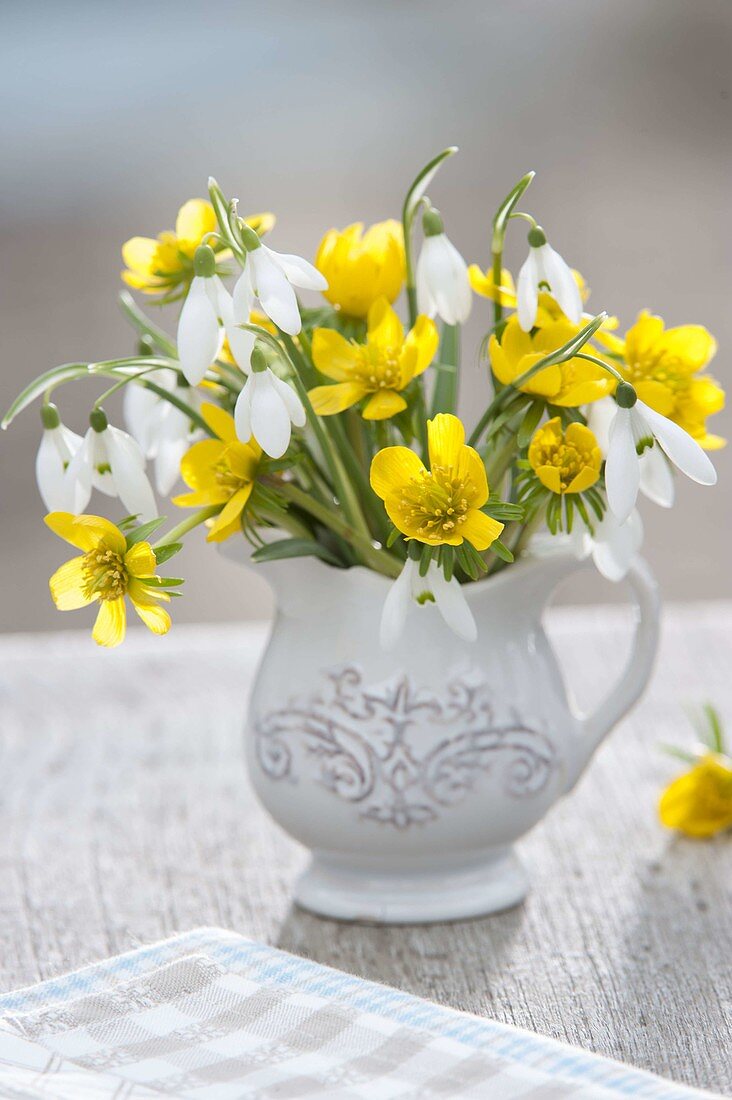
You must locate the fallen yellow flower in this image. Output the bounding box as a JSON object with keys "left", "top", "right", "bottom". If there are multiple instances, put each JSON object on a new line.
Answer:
{"left": 45, "top": 513, "right": 172, "bottom": 648}
{"left": 370, "top": 413, "right": 503, "bottom": 549}
{"left": 659, "top": 754, "right": 732, "bottom": 838}
{"left": 309, "top": 298, "right": 438, "bottom": 420}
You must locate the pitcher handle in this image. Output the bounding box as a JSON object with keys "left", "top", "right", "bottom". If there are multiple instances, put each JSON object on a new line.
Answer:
{"left": 564, "top": 556, "right": 660, "bottom": 789}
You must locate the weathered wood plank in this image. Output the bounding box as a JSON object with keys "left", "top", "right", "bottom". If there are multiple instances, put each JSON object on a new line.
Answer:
{"left": 0, "top": 606, "right": 729, "bottom": 1093}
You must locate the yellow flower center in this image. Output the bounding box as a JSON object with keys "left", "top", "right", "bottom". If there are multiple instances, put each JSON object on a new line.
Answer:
{"left": 624, "top": 350, "right": 686, "bottom": 395}
{"left": 82, "top": 546, "right": 128, "bottom": 601}
{"left": 531, "top": 440, "right": 592, "bottom": 492}
{"left": 213, "top": 457, "right": 247, "bottom": 494}
{"left": 398, "top": 465, "right": 472, "bottom": 542}
{"left": 353, "top": 344, "right": 402, "bottom": 392}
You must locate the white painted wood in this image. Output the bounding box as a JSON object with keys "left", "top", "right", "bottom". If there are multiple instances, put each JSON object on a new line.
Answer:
{"left": 0, "top": 604, "right": 729, "bottom": 1093}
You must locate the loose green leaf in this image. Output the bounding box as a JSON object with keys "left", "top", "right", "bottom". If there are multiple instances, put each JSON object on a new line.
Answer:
{"left": 153, "top": 542, "right": 183, "bottom": 565}
{"left": 491, "top": 539, "right": 514, "bottom": 563}
{"left": 517, "top": 400, "right": 545, "bottom": 449}
{"left": 403, "top": 147, "right": 458, "bottom": 230}
{"left": 126, "top": 517, "right": 167, "bottom": 547}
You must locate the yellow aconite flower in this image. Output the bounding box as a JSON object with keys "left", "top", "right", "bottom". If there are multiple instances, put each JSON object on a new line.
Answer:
{"left": 468, "top": 265, "right": 517, "bottom": 309}
{"left": 616, "top": 311, "right": 725, "bottom": 450}
{"left": 315, "top": 221, "right": 405, "bottom": 318}
{"left": 45, "top": 513, "right": 171, "bottom": 648}
{"left": 489, "top": 316, "right": 615, "bottom": 407}
{"left": 528, "top": 417, "right": 602, "bottom": 495}
{"left": 309, "top": 298, "right": 438, "bottom": 420}
{"left": 370, "top": 413, "right": 504, "bottom": 548}
{"left": 659, "top": 754, "right": 732, "bottom": 838}
{"left": 173, "top": 403, "right": 261, "bottom": 542}
{"left": 122, "top": 200, "right": 275, "bottom": 295}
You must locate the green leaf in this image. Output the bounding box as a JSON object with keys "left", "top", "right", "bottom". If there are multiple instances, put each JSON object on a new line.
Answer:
{"left": 118, "top": 292, "right": 177, "bottom": 356}
{"left": 491, "top": 539, "right": 514, "bottom": 563}
{"left": 403, "top": 147, "right": 458, "bottom": 230}
{"left": 144, "top": 576, "right": 184, "bottom": 587}
{"left": 430, "top": 323, "right": 460, "bottom": 416}
{"left": 492, "top": 171, "right": 535, "bottom": 252}
{"left": 126, "top": 517, "right": 167, "bottom": 547}
{"left": 517, "top": 400, "right": 544, "bottom": 449}
{"left": 251, "top": 538, "right": 342, "bottom": 568}
{"left": 153, "top": 542, "right": 183, "bottom": 565}
{"left": 702, "top": 703, "right": 725, "bottom": 754}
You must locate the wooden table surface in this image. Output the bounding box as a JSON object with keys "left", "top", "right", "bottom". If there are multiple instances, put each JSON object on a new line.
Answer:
{"left": 1, "top": 604, "right": 730, "bottom": 1095}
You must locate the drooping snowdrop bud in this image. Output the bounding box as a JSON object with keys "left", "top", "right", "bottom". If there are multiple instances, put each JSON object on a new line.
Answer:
{"left": 124, "top": 369, "right": 203, "bottom": 495}
{"left": 234, "top": 345, "right": 306, "bottom": 459}
{"left": 176, "top": 244, "right": 251, "bottom": 384}
{"left": 605, "top": 383, "right": 716, "bottom": 523}
{"left": 235, "top": 223, "right": 327, "bottom": 338}
{"left": 588, "top": 396, "right": 675, "bottom": 509}
{"left": 416, "top": 207, "right": 472, "bottom": 325}
{"left": 517, "top": 226, "right": 582, "bottom": 332}
{"left": 380, "top": 557, "right": 477, "bottom": 651}
{"left": 63, "top": 407, "right": 157, "bottom": 521}
{"left": 35, "top": 403, "right": 85, "bottom": 511}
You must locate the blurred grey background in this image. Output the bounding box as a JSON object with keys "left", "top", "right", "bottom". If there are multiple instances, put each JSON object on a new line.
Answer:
{"left": 1, "top": 0, "right": 730, "bottom": 632}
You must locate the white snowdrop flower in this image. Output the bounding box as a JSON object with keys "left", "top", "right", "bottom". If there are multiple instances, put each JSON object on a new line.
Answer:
{"left": 234, "top": 347, "right": 306, "bottom": 459}
{"left": 516, "top": 225, "right": 582, "bottom": 332}
{"left": 124, "top": 369, "right": 203, "bottom": 496}
{"left": 63, "top": 407, "right": 157, "bottom": 521}
{"left": 605, "top": 383, "right": 716, "bottom": 523}
{"left": 578, "top": 509, "right": 644, "bottom": 583}
{"left": 234, "top": 223, "right": 327, "bottom": 338}
{"left": 176, "top": 245, "right": 254, "bottom": 384}
{"left": 35, "top": 403, "right": 85, "bottom": 511}
{"left": 587, "top": 396, "right": 675, "bottom": 509}
{"left": 380, "top": 557, "right": 477, "bottom": 651}
{"left": 416, "top": 208, "right": 472, "bottom": 325}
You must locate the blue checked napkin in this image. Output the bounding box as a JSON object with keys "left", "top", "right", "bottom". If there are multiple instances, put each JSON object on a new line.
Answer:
{"left": 0, "top": 929, "right": 719, "bottom": 1099}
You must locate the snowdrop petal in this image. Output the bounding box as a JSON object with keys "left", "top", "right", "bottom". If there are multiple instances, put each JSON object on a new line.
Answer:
{"left": 88, "top": 430, "right": 116, "bottom": 495}
{"left": 267, "top": 247, "right": 328, "bottom": 291}
{"left": 606, "top": 408, "right": 640, "bottom": 522}
{"left": 541, "top": 244, "right": 582, "bottom": 324}
{"left": 63, "top": 431, "right": 94, "bottom": 512}
{"left": 586, "top": 396, "right": 616, "bottom": 455}
{"left": 379, "top": 559, "right": 415, "bottom": 651}
{"left": 36, "top": 432, "right": 68, "bottom": 511}
{"left": 517, "top": 250, "right": 539, "bottom": 332}
{"left": 234, "top": 379, "right": 253, "bottom": 443}
{"left": 640, "top": 444, "right": 675, "bottom": 508}
{"left": 269, "top": 372, "right": 306, "bottom": 427}
{"left": 177, "top": 276, "right": 221, "bottom": 384}
{"left": 250, "top": 249, "right": 301, "bottom": 336}
{"left": 105, "top": 427, "right": 157, "bottom": 521}
{"left": 416, "top": 236, "right": 471, "bottom": 325}
{"left": 592, "top": 510, "right": 643, "bottom": 583}
{"left": 233, "top": 268, "right": 255, "bottom": 320}
{"left": 250, "top": 371, "right": 292, "bottom": 458}
{"left": 637, "top": 401, "right": 717, "bottom": 487}
{"left": 154, "top": 438, "right": 187, "bottom": 496}
{"left": 430, "top": 566, "right": 477, "bottom": 642}
{"left": 218, "top": 284, "right": 255, "bottom": 372}
{"left": 415, "top": 247, "right": 436, "bottom": 318}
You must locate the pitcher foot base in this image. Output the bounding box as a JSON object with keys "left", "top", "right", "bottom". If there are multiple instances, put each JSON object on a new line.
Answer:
{"left": 294, "top": 849, "right": 528, "bottom": 924}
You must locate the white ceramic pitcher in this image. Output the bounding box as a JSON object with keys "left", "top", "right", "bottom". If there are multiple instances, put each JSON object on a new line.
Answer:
{"left": 223, "top": 544, "right": 659, "bottom": 923}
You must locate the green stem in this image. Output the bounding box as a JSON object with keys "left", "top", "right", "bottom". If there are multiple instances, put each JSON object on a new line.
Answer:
{"left": 118, "top": 292, "right": 177, "bottom": 357}
{"left": 153, "top": 505, "right": 220, "bottom": 548}
{"left": 491, "top": 246, "right": 504, "bottom": 329}
{"left": 255, "top": 504, "right": 311, "bottom": 539}
{"left": 574, "top": 351, "right": 625, "bottom": 385}
{"left": 269, "top": 480, "right": 401, "bottom": 578}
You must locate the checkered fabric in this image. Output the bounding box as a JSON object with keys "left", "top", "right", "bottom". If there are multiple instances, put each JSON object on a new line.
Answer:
{"left": 0, "top": 930, "right": 720, "bottom": 1099}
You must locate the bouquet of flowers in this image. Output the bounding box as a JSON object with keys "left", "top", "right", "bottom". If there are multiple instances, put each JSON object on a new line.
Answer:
{"left": 4, "top": 149, "right": 723, "bottom": 649}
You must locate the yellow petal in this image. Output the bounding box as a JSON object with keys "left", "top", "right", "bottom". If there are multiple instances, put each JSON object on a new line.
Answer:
{"left": 121, "top": 236, "right": 159, "bottom": 276}
{"left": 634, "top": 380, "right": 676, "bottom": 417}
{"left": 206, "top": 486, "right": 252, "bottom": 542}
{"left": 175, "top": 199, "right": 217, "bottom": 252}
{"left": 370, "top": 446, "right": 425, "bottom": 500}
{"left": 404, "top": 315, "right": 439, "bottom": 377}
{"left": 456, "top": 444, "right": 489, "bottom": 507}
{"left": 367, "top": 297, "right": 404, "bottom": 348}
{"left": 427, "top": 413, "right": 465, "bottom": 471}
{"left": 201, "top": 402, "right": 237, "bottom": 442}
{"left": 564, "top": 422, "right": 600, "bottom": 452}
{"left": 468, "top": 264, "right": 516, "bottom": 307}
{"left": 179, "top": 439, "right": 229, "bottom": 495}
{"left": 659, "top": 756, "right": 732, "bottom": 837}
{"left": 45, "top": 513, "right": 126, "bottom": 554}
{"left": 92, "top": 598, "right": 127, "bottom": 648}
{"left": 311, "top": 328, "right": 358, "bottom": 381}
{"left": 362, "top": 390, "right": 408, "bottom": 420}
{"left": 129, "top": 581, "right": 172, "bottom": 636}
{"left": 624, "top": 311, "right": 665, "bottom": 365}
{"left": 535, "top": 464, "right": 563, "bottom": 494}
{"left": 308, "top": 381, "right": 367, "bottom": 416}
{"left": 49, "top": 556, "right": 94, "bottom": 610}
{"left": 460, "top": 510, "right": 504, "bottom": 551}
{"left": 243, "top": 212, "right": 276, "bottom": 237}
{"left": 125, "top": 541, "right": 157, "bottom": 578}
{"left": 661, "top": 325, "right": 717, "bottom": 373}
{"left": 565, "top": 465, "right": 600, "bottom": 494}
